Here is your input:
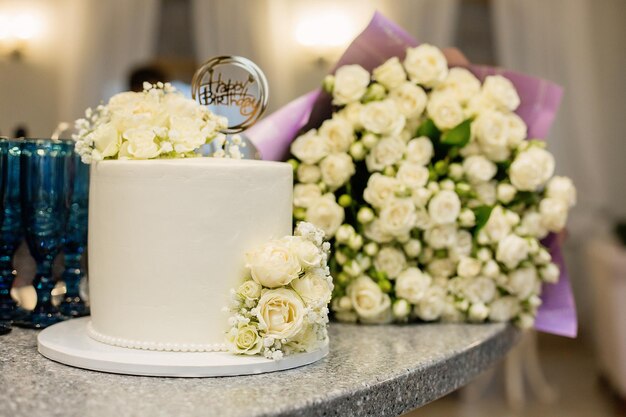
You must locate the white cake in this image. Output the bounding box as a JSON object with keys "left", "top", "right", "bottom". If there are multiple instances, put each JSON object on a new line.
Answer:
{"left": 87, "top": 158, "right": 293, "bottom": 352}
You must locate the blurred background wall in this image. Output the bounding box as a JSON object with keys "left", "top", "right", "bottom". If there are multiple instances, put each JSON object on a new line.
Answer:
{"left": 1, "top": 0, "right": 625, "bottom": 340}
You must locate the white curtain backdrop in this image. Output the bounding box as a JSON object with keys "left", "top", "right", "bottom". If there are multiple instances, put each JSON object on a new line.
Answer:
{"left": 190, "top": 0, "right": 460, "bottom": 111}
{"left": 57, "top": 0, "right": 160, "bottom": 123}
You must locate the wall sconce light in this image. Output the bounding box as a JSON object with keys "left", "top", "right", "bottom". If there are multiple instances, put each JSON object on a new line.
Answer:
{"left": 295, "top": 11, "right": 357, "bottom": 65}
{"left": 0, "top": 12, "right": 43, "bottom": 61}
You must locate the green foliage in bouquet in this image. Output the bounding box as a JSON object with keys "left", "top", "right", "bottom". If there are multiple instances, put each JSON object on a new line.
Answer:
{"left": 288, "top": 44, "right": 576, "bottom": 327}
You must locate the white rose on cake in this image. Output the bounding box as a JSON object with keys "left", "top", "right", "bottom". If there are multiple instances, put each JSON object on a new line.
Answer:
{"left": 286, "top": 237, "right": 323, "bottom": 269}
{"left": 361, "top": 100, "right": 406, "bottom": 136}
{"left": 305, "top": 194, "right": 345, "bottom": 238}
{"left": 348, "top": 276, "right": 392, "bottom": 323}
{"left": 291, "top": 270, "right": 332, "bottom": 307}
{"left": 121, "top": 127, "right": 162, "bottom": 159}
{"left": 496, "top": 233, "right": 529, "bottom": 269}
{"left": 406, "top": 137, "right": 434, "bottom": 166}
{"left": 245, "top": 240, "right": 301, "bottom": 288}
{"left": 227, "top": 324, "right": 263, "bottom": 355}
{"left": 89, "top": 122, "right": 121, "bottom": 161}
{"left": 389, "top": 82, "right": 428, "bottom": 119}
{"left": 332, "top": 64, "right": 370, "bottom": 105}
{"left": 256, "top": 288, "right": 306, "bottom": 339}
{"left": 320, "top": 153, "right": 355, "bottom": 189}
{"left": 291, "top": 130, "right": 329, "bottom": 165}
{"left": 428, "top": 190, "right": 461, "bottom": 225}
{"left": 237, "top": 280, "right": 262, "bottom": 302}
{"left": 373, "top": 57, "right": 407, "bottom": 90}
{"left": 403, "top": 44, "right": 448, "bottom": 88}
{"left": 365, "top": 136, "right": 406, "bottom": 171}
{"left": 481, "top": 75, "right": 521, "bottom": 111}
{"left": 395, "top": 267, "right": 432, "bottom": 303}
{"left": 319, "top": 118, "right": 355, "bottom": 153}
{"left": 374, "top": 246, "right": 407, "bottom": 279}
{"left": 509, "top": 146, "right": 555, "bottom": 191}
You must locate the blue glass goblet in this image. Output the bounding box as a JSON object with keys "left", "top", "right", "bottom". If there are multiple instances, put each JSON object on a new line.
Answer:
{"left": 0, "top": 139, "right": 23, "bottom": 328}
{"left": 0, "top": 139, "right": 9, "bottom": 335}
{"left": 59, "top": 152, "right": 89, "bottom": 317}
{"left": 17, "top": 139, "right": 74, "bottom": 328}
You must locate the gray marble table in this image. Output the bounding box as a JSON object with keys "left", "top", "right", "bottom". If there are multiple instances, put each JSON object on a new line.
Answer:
{"left": 0, "top": 322, "right": 518, "bottom": 417}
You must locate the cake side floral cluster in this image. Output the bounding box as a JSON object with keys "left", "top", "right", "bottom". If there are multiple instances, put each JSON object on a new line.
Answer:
{"left": 73, "top": 82, "right": 244, "bottom": 163}
{"left": 226, "top": 222, "right": 332, "bottom": 359}
{"left": 289, "top": 44, "right": 576, "bottom": 328}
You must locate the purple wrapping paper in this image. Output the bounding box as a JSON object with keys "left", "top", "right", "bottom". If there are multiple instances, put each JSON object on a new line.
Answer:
{"left": 247, "top": 12, "right": 577, "bottom": 337}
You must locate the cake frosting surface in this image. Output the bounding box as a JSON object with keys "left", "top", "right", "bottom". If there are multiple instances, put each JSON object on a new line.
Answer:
{"left": 88, "top": 158, "right": 293, "bottom": 351}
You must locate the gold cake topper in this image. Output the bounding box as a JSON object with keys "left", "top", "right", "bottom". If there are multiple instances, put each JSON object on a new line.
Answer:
{"left": 191, "top": 56, "right": 269, "bottom": 134}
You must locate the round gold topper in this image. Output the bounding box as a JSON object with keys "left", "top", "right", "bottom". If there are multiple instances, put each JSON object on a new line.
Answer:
{"left": 192, "top": 56, "right": 269, "bottom": 134}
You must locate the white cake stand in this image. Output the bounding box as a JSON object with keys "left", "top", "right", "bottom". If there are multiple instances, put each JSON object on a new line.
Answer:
{"left": 37, "top": 317, "right": 329, "bottom": 377}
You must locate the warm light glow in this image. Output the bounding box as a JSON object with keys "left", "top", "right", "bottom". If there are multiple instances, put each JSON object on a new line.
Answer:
{"left": 295, "top": 11, "right": 356, "bottom": 50}
{"left": 0, "top": 7, "right": 45, "bottom": 59}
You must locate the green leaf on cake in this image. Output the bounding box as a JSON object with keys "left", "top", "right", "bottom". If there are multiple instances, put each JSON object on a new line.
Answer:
{"left": 441, "top": 119, "right": 472, "bottom": 147}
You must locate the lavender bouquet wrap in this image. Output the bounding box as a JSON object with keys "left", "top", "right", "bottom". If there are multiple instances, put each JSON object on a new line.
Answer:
{"left": 246, "top": 12, "right": 576, "bottom": 337}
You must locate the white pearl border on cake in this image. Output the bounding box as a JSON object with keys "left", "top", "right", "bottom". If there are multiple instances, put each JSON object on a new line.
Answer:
{"left": 86, "top": 321, "right": 228, "bottom": 352}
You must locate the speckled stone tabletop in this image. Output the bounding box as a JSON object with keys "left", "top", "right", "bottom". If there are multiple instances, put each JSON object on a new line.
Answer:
{"left": 0, "top": 322, "right": 518, "bottom": 417}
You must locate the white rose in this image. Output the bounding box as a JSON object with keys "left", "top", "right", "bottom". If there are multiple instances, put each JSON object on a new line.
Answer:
{"left": 365, "top": 136, "right": 406, "bottom": 171}
{"left": 457, "top": 257, "right": 482, "bottom": 278}
{"left": 516, "top": 210, "right": 548, "bottom": 239}
{"left": 474, "top": 181, "right": 497, "bottom": 205}
{"left": 546, "top": 176, "right": 576, "bottom": 208}
{"left": 237, "top": 280, "right": 262, "bottom": 301}
{"left": 227, "top": 324, "right": 263, "bottom": 355}
{"left": 257, "top": 288, "right": 305, "bottom": 339}
{"left": 364, "top": 218, "right": 394, "bottom": 244}
{"left": 496, "top": 234, "right": 529, "bottom": 269}
{"left": 285, "top": 237, "right": 322, "bottom": 269}
{"left": 468, "top": 303, "right": 489, "bottom": 322}
{"left": 539, "top": 197, "right": 569, "bottom": 232}
{"left": 361, "top": 100, "right": 406, "bottom": 136}
{"left": 246, "top": 240, "right": 302, "bottom": 288}
{"left": 497, "top": 183, "right": 517, "bottom": 204}
{"left": 396, "top": 267, "right": 432, "bottom": 303}
{"left": 427, "top": 90, "right": 465, "bottom": 130}
{"left": 427, "top": 258, "right": 456, "bottom": 278}
{"left": 373, "top": 57, "right": 407, "bottom": 90}
{"left": 412, "top": 187, "right": 433, "bottom": 208}
{"left": 403, "top": 44, "right": 448, "bottom": 88}
{"left": 90, "top": 122, "right": 121, "bottom": 158}
{"left": 396, "top": 162, "right": 429, "bottom": 189}
{"left": 319, "top": 118, "right": 355, "bottom": 153}
{"left": 481, "top": 75, "right": 520, "bottom": 111}
{"left": 168, "top": 116, "right": 207, "bottom": 152}
{"left": 507, "top": 113, "right": 527, "bottom": 147}
{"left": 291, "top": 130, "right": 329, "bottom": 165}
{"left": 123, "top": 127, "right": 161, "bottom": 159}
{"left": 482, "top": 260, "right": 501, "bottom": 278}
{"left": 483, "top": 206, "right": 512, "bottom": 243}
{"left": 473, "top": 110, "right": 510, "bottom": 162}
{"left": 463, "top": 276, "right": 497, "bottom": 304}
{"left": 406, "top": 136, "right": 434, "bottom": 166}
{"left": 436, "top": 67, "right": 481, "bottom": 104}
{"left": 540, "top": 263, "right": 560, "bottom": 284}
{"left": 463, "top": 155, "right": 497, "bottom": 183}
{"left": 319, "top": 153, "right": 355, "bottom": 189}
{"left": 297, "top": 164, "right": 321, "bottom": 184}
{"left": 393, "top": 299, "right": 412, "bottom": 320}
{"left": 458, "top": 208, "right": 476, "bottom": 228}
{"left": 305, "top": 195, "right": 345, "bottom": 238}
{"left": 332, "top": 64, "right": 370, "bottom": 105}
{"left": 414, "top": 286, "right": 447, "bottom": 321}
{"left": 293, "top": 183, "right": 322, "bottom": 208}
{"left": 363, "top": 173, "right": 400, "bottom": 209}
{"left": 489, "top": 296, "right": 521, "bottom": 322}
{"left": 339, "top": 102, "right": 365, "bottom": 130}
{"left": 507, "top": 266, "right": 538, "bottom": 299}
{"left": 428, "top": 190, "right": 461, "bottom": 225}
{"left": 403, "top": 239, "right": 422, "bottom": 257}
{"left": 379, "top": 198, "right": 417, "bottom": 238}
{"left": 424, "top": 224, "right": 457, "bottom": 249}
{"left": 510, "top": 147, "right": 555, "bottom": 191}
{"left": 374, "top": 246, "right": 407, "bottom": 279}
{"left": 389, "top": 82, "right": 427, "bottom": 119}
{"left": 452, "top": 230, "right": 474, "bottom": 258}
{"left": 348, "top": 276, "right": 392, "bottom": 321}
{"left": 335, "top": 224, "right": 356, "bottom": 244}
{"left": 291, "top": 270, "right": 332, "bottom": 307}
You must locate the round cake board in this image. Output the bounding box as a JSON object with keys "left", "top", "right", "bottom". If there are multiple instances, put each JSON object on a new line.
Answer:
{"left": 37, "top": 317, "right": 329, "bottom": 377}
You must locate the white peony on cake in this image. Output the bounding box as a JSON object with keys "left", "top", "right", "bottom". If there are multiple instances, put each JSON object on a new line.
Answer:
{"left": 87, "top": 157, "right": 293, "bottom": 352}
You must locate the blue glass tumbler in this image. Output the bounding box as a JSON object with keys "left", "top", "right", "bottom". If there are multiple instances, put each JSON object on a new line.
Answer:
{"left": 59, "top": 152, "right": 90, "bottom": 317}
{"left": 0, "top": 139, "right": 22, "bottom": 327}
{"left": 0, "top": 139, "right": 9, "bottom": 335}
{"left": 17, "top": 139, "right": 74, "bottom": 328}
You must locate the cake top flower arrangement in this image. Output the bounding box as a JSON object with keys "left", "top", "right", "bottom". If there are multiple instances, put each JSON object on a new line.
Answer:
{"left": 288, "top": 42, "right": 575, "bottom": 329}
{"left": 226, "top": 222, "right": 332, "bottom": 359}
{"left": 73, "top": 82, "right": 237, "bottom": 163}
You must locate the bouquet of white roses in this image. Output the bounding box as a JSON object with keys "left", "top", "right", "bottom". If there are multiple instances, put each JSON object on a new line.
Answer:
{"left": 288, "top": 43, "right": 575, "bottom": 328}
{"left": 73, "top": 82, "right": 241, "bottom": 163}
{"left": 226, "top": 222, "right": 332, "bottom": 359}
